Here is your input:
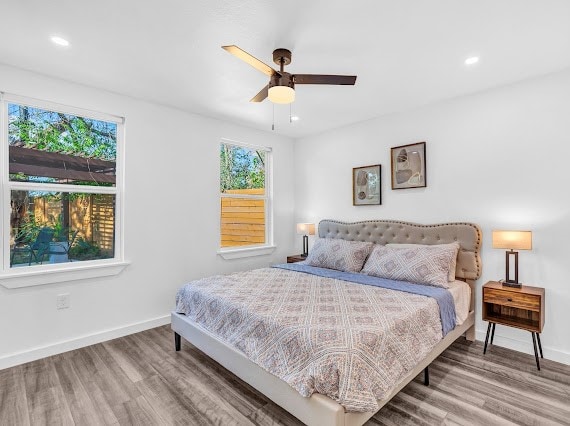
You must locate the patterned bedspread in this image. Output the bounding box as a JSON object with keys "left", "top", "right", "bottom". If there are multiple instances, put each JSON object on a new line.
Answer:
{"left": 175, "top": 267, "right": 443, "bottom": 412}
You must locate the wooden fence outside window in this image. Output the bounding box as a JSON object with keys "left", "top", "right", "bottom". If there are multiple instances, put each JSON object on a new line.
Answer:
{"left": 221, "top": 188, "right": 265, "bottom": 247}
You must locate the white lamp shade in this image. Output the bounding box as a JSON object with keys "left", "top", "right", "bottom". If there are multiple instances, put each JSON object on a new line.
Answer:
{"left": 268, "top": 86, "right": 295, "bottom": 104}
{"left": 296, "top": 223, "right": 315, "bottom": 235}
{"left": 492, "top": 230, "right": 532, "bottom": 250}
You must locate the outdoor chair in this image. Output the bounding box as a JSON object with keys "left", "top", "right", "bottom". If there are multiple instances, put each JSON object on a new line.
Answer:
{"left": 48, "top": 230, "right": 79, "bottom": 262}
{"left": 10, "top": 227, "right": 55, "bottom": 266}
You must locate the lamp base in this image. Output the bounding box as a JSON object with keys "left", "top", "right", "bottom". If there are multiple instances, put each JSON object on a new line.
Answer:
{"left": 505, "top": 249, "right": 520, "bottom": 285}
{"left": 301, "top": 235, "right": 309, "bottom": 257}
{"left": 501, "top": 280, "right": 522, "bottom": 289}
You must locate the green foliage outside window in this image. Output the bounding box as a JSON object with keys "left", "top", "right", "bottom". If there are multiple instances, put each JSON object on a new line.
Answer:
{"left": 220, "top": 143, "right": 265, "bottom": 192}
{"left": 68, "top": 238, "right": 102, "bottom": 261}
{"left": 8, "top": 104, "right": 116, "bottom": 160}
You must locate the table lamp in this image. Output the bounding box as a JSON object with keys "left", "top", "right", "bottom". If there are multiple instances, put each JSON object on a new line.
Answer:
{"left": 492, "top": 230, "right": 532, "bottom": 288}
{"left": 296, "top": 223, "right": 315, "bottom": 257}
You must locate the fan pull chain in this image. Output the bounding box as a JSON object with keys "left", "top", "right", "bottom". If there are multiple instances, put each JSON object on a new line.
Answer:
{"left": 272, "top": 104, "right": 275, "bottom": 131}
{"left": 289, "top": 104, "right": 292, "bottom": 123}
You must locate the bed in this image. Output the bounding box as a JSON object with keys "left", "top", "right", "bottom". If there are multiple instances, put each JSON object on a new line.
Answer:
{"left": 171, "top": 219, "right": 482, "bottom": 426}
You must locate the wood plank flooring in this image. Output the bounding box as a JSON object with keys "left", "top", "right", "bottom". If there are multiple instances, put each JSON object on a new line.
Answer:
{"left": 1, "top": 325, "right": 569, "bottom": 425}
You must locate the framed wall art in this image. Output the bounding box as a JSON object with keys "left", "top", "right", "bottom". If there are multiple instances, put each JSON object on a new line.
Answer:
{"left": 391, "top": 142, "right": 426, "bottom": 189}
{"left": 353, "top": 164, "right": 381, "bottom": 205}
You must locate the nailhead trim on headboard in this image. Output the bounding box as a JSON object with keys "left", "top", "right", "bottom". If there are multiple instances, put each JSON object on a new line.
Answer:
{"left": 318, "top": 219, "right": 482, "bottom": 280}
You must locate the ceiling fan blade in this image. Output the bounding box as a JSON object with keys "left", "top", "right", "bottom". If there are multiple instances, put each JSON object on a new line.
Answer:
{"left": 250, "top": 85, "right": 269, "bottom": 102}
{"left": 294, "top": 74, "right": 357, "bottom": 85}
{"left": 222, "top": 45, "right": 278, "bottom": 77}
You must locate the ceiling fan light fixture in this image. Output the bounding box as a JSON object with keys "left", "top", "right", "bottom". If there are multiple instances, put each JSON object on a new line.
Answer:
{"left": 222, "top": 45, "right": 356, "bottom": 104}
{"left": 268, "top": 86, "right": 295, "bottom": 104}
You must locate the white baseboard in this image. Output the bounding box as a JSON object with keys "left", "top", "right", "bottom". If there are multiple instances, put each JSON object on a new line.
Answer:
{"left": 475, "top": 328, "right": 570, "bottom": 366}
{"left": 0, "top": 314, "right": 171, "bottom": 371}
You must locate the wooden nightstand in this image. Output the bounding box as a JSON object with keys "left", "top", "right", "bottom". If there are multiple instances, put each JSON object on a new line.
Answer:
{"left": 287, "top": 255, "right": 306, "bottom": 263}
{"left": 482, "top": 281, "right": 545, "bottom": 369}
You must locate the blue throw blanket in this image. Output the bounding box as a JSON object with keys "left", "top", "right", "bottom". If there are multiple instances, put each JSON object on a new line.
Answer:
{"left": 273, "top": 263, "right": 456, "bottom": 336}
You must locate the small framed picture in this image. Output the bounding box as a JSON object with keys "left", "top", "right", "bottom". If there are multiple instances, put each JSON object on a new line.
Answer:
{"left": 391, "top": 142, "right": 426, "bottom": 189}
{"left": 353, "top": 164, "right": 381, "bottom": 205}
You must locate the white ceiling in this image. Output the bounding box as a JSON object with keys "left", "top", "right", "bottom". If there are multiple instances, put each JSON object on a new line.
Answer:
{"left": 1, "top": 0, "right": 569, "bottom": 138}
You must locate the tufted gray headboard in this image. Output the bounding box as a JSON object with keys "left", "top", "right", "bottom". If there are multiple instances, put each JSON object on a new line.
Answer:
{"left": 318, "top": 219, "right": 482, "bottom": 281}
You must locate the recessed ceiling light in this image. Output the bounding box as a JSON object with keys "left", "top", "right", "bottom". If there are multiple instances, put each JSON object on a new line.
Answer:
{"left": 51, "top": 36, "right": 70, "bottom": 47}
{"left": 290, "top": 116, "right": 300, "bottom": 122}
{"left": 464, "top": 56, "right": 479, "bottom": 66}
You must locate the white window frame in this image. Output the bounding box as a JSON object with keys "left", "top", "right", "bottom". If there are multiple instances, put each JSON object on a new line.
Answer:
{"left": 0, "top": 93, "right": 128, "bottom": 288}
{"left": 217, "top": 138, "right": 275, "bottom": 260}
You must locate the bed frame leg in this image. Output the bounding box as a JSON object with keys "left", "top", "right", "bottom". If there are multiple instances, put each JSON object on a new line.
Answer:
{"left": 465, "top": 324, "right": 476, "bottom": 342}
{"left": 424, "top": 367, "right": 429, "bottom": 386}
{"left": 174, "top": 332, "right": 181, "bottom": 351}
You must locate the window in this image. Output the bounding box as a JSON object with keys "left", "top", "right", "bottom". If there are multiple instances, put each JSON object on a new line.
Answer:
{"left": 219, "top": 140, "right": 272, "bottom": 255}
{"left": 0, "top": 94, "right": 125, "bottom": 287}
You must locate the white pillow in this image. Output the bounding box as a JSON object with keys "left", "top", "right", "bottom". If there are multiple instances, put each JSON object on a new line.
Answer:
{"left": 305, "top": 238, "right": 374, "bottom": 273}
{"left": 361, "top": 243, "right": 460, "bottom": 288}
{"left": 387, "top": 243, "right": 460, "bottom": 281}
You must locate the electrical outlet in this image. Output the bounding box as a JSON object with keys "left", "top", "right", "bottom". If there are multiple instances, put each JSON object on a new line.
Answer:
{"left": 56, "top": 293, "right": 70, "bottom": 310}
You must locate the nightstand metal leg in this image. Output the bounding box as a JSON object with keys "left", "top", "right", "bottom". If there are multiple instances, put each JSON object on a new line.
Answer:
{"left": 175, "top": 332, "right": 181, "bottom": 351}
{"left": 483, "top": 322, "right": 492, "bottom": 354}
{"left": 424, "top": 367, "right": 429, "bottom": 386}
{"left": 490, "top": 323, "right": 496, "bottom": 345}
{"left": 536, "top": 333, "right": 544, "bottom": 358}
{"left": 531, "top": 332, "right": 541, "bottom": 370}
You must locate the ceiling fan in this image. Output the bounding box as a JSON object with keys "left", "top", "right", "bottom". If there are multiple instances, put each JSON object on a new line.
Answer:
{"left": 222, "top": 45, "right": 357, "bottom": 104}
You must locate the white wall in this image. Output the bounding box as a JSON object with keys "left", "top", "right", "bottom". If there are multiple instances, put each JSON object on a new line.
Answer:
{"left": 0, "top": 64, "right": 296, "bottom": 368}
{"left": 294, "top": 69, "right": 570, "bottom": 364}
{"left": 2, "top": 63, "right": 569, "bottom": 369}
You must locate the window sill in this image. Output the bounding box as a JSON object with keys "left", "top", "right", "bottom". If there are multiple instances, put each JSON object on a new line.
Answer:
{"left": 217, "top": 245, "right": 276, "bottom": 260}
{"left": 0, "top": 261, "right": 130, "bottom": 289}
